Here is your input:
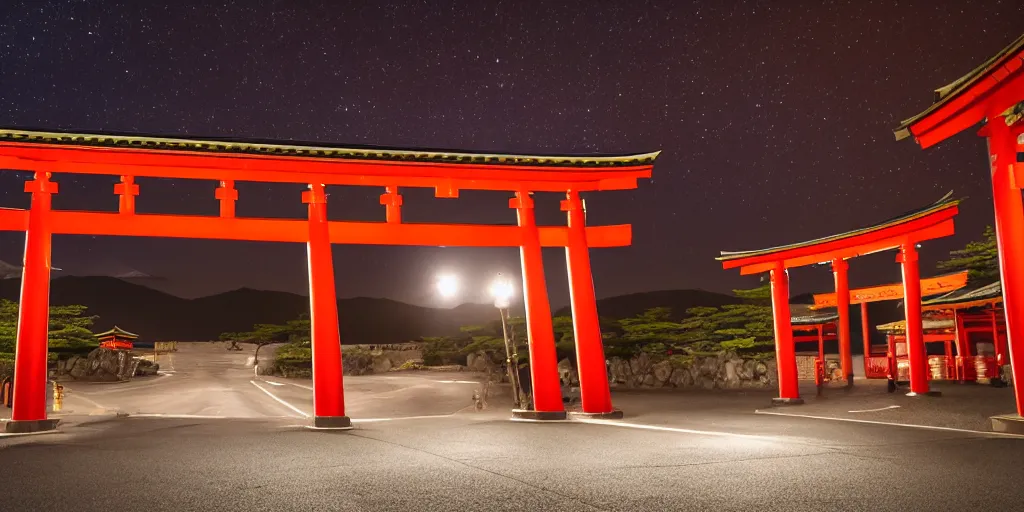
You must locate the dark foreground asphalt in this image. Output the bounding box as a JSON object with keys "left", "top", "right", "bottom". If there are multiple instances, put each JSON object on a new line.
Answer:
{"left": 3, "top": 408, "right": 1024, "bottom": 512}
{"left": 5, "top": 343, "right": 1024, "bottom": 511}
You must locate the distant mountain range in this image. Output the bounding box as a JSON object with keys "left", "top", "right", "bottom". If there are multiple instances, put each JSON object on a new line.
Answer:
{"left": 0, "top": 276, "right": 743, "bottom": 344}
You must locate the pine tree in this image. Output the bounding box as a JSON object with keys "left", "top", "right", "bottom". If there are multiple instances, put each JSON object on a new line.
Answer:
{"left": 937, "top": 225, "right": 1000, "bottom": 284}
{"left": 0, "top": 300, "right": 97, "bottom": 354}
{"left": 678, "top": 285, "right": 775, "bottom": 353}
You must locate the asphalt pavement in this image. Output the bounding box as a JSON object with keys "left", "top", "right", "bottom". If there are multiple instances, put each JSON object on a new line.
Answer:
{"left": 2, "top": 343, "right": 1024, "bottom": 511}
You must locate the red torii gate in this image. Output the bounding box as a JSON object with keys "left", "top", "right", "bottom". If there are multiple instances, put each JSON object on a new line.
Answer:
{"left": 894, "top": 31, "right": 1024, "bottom": 428}
{"left": 718, "top": 195, "right": 959, "bottom": 404}
{"left": 811, "top": 271, "right": 969, "bottom": 378}
{"left": 0, "top": 128, "right": 657, "bottom": 432}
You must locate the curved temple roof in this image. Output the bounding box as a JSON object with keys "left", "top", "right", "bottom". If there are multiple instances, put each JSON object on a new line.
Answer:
{"left": 893, "top": 32, "right": 1024, "bottom": 145}
{"left": 0, "top": 128, "right": 660, "bottom": 169}
{"left": 790, "top": 303, "right": 838, "bottom": 326}
{"left": 718, "top": 192, "right": 959, "bottom": 264}
{"left": 922, "top": 281, "right": 1003, "bottom": 311}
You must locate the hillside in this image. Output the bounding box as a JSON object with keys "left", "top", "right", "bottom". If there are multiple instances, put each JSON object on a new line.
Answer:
{"left": 0, "top": 277, "right": 794, "bottom": 344}
{"left": 555, "top": 289, "right": 739, "bottom": 320}
{"left": 0, "top": 276, "right": 500, "bottom": 344}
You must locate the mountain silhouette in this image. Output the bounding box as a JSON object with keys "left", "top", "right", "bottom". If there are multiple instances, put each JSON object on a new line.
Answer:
{"left": 0, "top": 276, "right": 792, "bottom": 343}
{"left": 555, "top": 289, "right": 739, "bottom": 320}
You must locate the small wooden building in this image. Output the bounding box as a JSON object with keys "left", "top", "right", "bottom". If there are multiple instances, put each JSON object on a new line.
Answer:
{"left": 95, "top": 326, "right": 139, "bottom": 351}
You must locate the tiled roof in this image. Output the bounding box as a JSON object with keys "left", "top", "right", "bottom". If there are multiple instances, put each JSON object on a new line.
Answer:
{"left": 0, "top": 128, "right": 660, "bottom": 168}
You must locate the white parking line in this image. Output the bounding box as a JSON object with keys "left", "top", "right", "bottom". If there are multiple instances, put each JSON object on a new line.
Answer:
{"left": 754, "top": 410, "right": 1024, "bottom": 438}
{"left": 262, "top": 379, "right": 313, "bottom": 391}
{"left": 575, "top": 418, "right": 778, "bottom": 441}
{"left": 848, "top": 405, "right": 901, "bottom": 413}
{"left": 249, "top": 380, "right": 310, "bottom": 418}
{"left": 352, "top": 414, "right": 456, "bottom": 423}
{"left": 130, "top": 413, "right": 230, "bottom": 419}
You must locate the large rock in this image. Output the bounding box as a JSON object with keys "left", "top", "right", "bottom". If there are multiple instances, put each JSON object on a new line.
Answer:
{"left": 652, "top": 361, "right": 672, "bottom": 384}
{"left": 723, "top": 359, "right": 743, "bottom": 389}
{"left": 610, "top": 358, "right": 630, "bottom": 384}
{"left": 372, "top": 356, "right": 393, "bottom": 374}
{"left": 558, "top": 358, "right": 578, "bottom": 385}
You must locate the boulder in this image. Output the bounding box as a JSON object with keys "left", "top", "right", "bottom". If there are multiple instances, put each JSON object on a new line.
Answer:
{"left": 642, "top": 374, "right": 656, "bottom": 387}
{"left": 652, "top": 361, "right": 672, "bottom": 384}
{"left": 754, "top": 361, "right": 768, "bottom": 376}
{"left": 740, "top": 360, "right": 756, "bottom": 380}
{"left": 699, "top": 357, "right": 718, "bottom": 377}
{"left": 372, "top": 356, "right": 393, "bottom": 374}
{"left": 610, "top": 358, "right": 630, "bottom": 384}
{"left": 724, "top": 360, "right": 739, "bottom": 387}
{"left": 558, "top": 358, "right": 578, "bottom": 385}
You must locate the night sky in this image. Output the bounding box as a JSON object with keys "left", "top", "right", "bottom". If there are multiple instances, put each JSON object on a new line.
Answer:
{"left": 0, "top": 2, "right": 1022, "bottom": 308}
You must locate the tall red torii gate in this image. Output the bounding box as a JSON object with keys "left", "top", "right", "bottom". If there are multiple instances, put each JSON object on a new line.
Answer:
{"left": 0, "top": 128, "right": 658, "bottom": 432}
{"left": 894, "top": 31, "right": 1024, "bottom": 428}
{"left": 718, "top": 195, "right": 959, "bottom": 404}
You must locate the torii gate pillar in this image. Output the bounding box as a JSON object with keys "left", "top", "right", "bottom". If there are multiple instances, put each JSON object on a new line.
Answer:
{"left": 7, "top": 173, "right": 60, "bottom": 433}
{"left": 303, "top": 184, "right": 351, "bottom": 429}
{"left": 987, "top": 113, "right": 1024, "bottom": 414}
{"left": 898, "top": 243, "right": 938, "bottom": 397}
{"left": 769, "top": 263, "right": 802, "bottom": 405}
{"left": 512, "top": 192, "right": 565, "bottom": 419}
{"left": 562, "top": 191, "right": 619, "bottom": 418}
{"left": 832, "top": 258, "right": 854, "bottom": 386}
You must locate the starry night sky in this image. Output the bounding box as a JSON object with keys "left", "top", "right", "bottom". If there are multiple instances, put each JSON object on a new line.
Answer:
{"left": 0, "top": 2, "right": 1022, "bottom": 307}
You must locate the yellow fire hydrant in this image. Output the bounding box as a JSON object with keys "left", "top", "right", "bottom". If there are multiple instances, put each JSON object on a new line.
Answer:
{"left": 52, "top": 381, "right": 64, "bottom": 412}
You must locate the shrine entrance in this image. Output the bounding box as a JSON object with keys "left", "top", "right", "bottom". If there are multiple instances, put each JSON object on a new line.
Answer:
{"left": 0, "top": 128, "right": 657, "bottom": 432}
{"left": 718, "top": 194, "right": 960, "bottom": 404}
{"left": 894, "top": 31, "right": 1024, "bottom": 431}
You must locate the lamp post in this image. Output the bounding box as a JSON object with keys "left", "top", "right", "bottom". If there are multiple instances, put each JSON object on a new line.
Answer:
{"left": 490, "top": 273, "right": 525, "bottom": 409}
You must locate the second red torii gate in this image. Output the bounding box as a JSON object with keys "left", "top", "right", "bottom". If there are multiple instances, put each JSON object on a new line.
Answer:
{"left": 0, "top": 128, "right": 658, "bottom": 432}
{"left": 718, "top": 194, "right": 959, "bottom": 404}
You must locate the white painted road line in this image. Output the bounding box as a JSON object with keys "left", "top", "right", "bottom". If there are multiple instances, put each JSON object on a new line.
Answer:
{"left": 262, "top": 379, "right": 313, "bottom": 391}
{"left": 848, "top": 405, "right": 901, "bottom": 413}
{"left": 130, "top": 413, "right": 230, "bottom": 419}
{"left": 249, "top": 380, "right": 310, "bottom": 418}
{"left": 575, "top": 418, "right": 778, "bottom": 441}
{"left": 352, "top": 414, "right": 456, "bottom": 423}
{"left": 754, "top": 410, "right": 1024, "bottom": 438}
{"left": 433, "top": 380, "right": 479, "bottom": 384}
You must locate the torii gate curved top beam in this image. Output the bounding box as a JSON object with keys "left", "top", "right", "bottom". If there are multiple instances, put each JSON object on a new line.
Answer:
{"left": 718, "top": 193, "right": 960, "bottom": 275}
{"left": 0, "top": 128, "right": 658, "bottom": 192}
{"left": 717, "top": 193, "right": 961, "bottom": 401}
{"left": 893, "top": 32, "right": 1023, "bottom": 149}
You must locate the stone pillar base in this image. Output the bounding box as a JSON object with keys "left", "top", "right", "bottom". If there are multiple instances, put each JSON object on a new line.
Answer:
{"left": 569, "top": 410, "right": 623, "bottom": 420}
{"left": 511, "top": 409, "right": 568, "bottom": 421}
{"left": 771, "top": 397, "right": 805, "bottom": 406}
{"left": 905, "top": 391, "right": 942, "bottom": 397}
{"left": 4, "top": 418, "right": 60, "bottom": 434}
{"left": 311, "top": 416, "right": 352, "bottom": 430}
{"left": 991, "top": 414, "right": 1024, "bottom": 434}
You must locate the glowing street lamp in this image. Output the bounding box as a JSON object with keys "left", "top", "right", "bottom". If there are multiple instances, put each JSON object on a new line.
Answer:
{"left": 490, "top": 273, "right": 524, "bottom": 409}
{"left": 436, "top": 273, "right": 459, "bottom": 299}
{"left": 489, "top": 275, "right": 515, "bottom": 309}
